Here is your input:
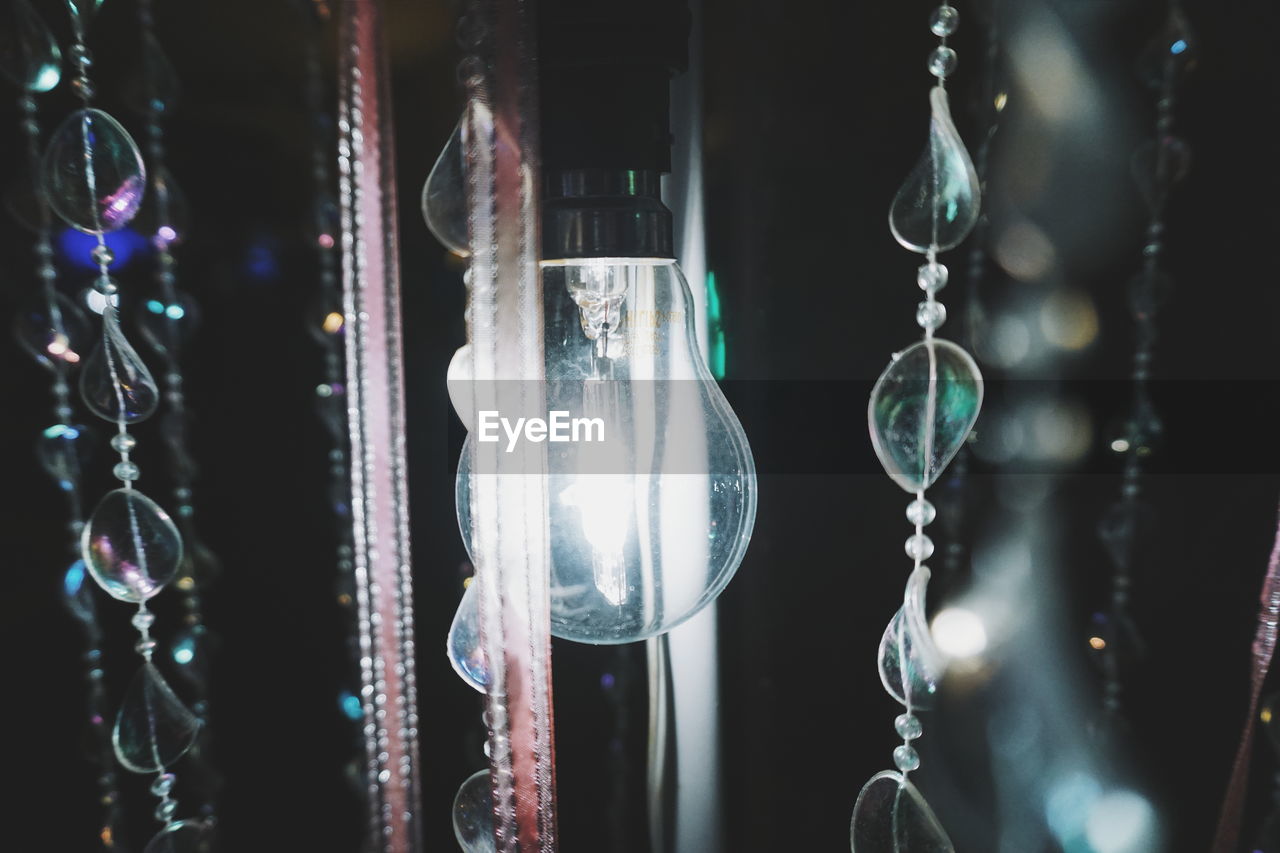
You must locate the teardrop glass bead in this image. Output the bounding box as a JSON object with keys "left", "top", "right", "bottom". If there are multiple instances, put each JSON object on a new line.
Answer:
{"left": 878, "top": 566, "right": 945, "bottom": 709}
{"left": 448, "top": 580, "right": 489, "bottom": 693}
{"left": 42, "top": 108, "right": 147, "bottom": 233}
{"left": 0, "top": 0, "right": 62, "bottom": 93}
{"left": 38, "top": 422, "right": 95, "bottom": 491}
{"left": 82, "top": 488, "right": 183, "bottom": 602}
{"left": 137, "top": 292, "right": 199, "bottom": 358}
{"left": 80, "top": 304, "right": 160, "bottom": 423}
{"left": 121, "top": 32, "right": 181, "bottom": 116}
{"left": 869, "top": 338, "right": 982, "bottom": 492}
{"left": 12, "top": 291, "right": 92, "bottom": 371}
{"left": 112, "top": 662, "right": 201, "bottom": 773}
{"left": 452, "top": 769, "right": 497, "bottom": 853}
{"left": 889, "top": 87, "right": 981, "bottom": 254}
{"left": 422, "top": 112, "right": 469, "bottom": 257}
{"left": 851, "top": 770, "right": 955, "bottom": 853}
{"left": 143, "top": 819, "right": 215, "bottom": 853}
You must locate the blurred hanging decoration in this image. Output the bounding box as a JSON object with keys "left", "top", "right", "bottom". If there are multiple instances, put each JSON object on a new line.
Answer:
{"left": 127, "top": 0, "right": 222, "bottom": 825}
{"left": 1089, "top": 0, "right": 1195, "bottom": 743}
{"left": 3, "top": 3, "right": 128, "bottom": 849}
{"left": 335, "top": 0, "right": 423, "bottom": 848}
{"left": 299, "top": 0, "right": 368, "bottom": 812}
{"left": 37, "top": 3, "right": 211, "bottom": 851}
{"left": 852, "top": 5, "right": 983, "bottom": 852}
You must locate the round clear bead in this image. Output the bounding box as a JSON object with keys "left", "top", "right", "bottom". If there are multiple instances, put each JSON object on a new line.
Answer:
{"left": 110, "top": 433, "right": 137, "bottom": 453}
{"left": 151, "top": 772, "right": 176, "bottom": 797}
{"left": 154, "top": 799, "right": 177, "bottom": 823}
{"left": 905, "top": 533, "right": 935, "bottom": 561}
{"left": 93, "top": 276, "right": 119, "bottom": 296}
{"left": 917, "top": 262, "right": 949, "bottom": 292}
{"left": 91, "top": 245, "right": 115, "bottom": 267}
{"left": 916, "top": 300, "right": 948, "bottom": 331}
{"left": 929, "top": 5, "right": 959, "bottom": 37}
{"left": 135, "top": 637, "right": 157, "bottom": 655}
{"left": 114, "top": 461, "right": 140, "bottom": 481}
{"left": 131, "top": 609, "right": 156, "bottom": 632}
{"left": 895, "top": 713, "right": 924, "bottom": 740}
{"left": 928, "top": 46, "right": 958, "bottom": 79}
{"left": 906, "top": 498, "right": 937, "bottom": 527}
{"left": 894, "top": 744, "right": 921, "bottom": 772}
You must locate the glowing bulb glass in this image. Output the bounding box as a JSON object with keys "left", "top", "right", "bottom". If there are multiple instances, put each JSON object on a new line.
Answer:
{"left": 454, "top": 258, "right": 756, "bottom": 644}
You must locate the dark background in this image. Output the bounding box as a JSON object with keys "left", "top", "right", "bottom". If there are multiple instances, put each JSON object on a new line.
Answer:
{"left": 2, "top": 0, "right": 1279, "bottom": 851}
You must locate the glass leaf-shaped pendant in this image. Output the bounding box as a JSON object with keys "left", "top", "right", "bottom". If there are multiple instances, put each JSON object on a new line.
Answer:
{"left": 143, "top": 819, "right": 215, "bottom": 853}
{"left": 448, "top": 580, "right": 489, "bottom": 693}
{"left": 122, "top": 32, "right": 181, "bottom": 116}
{"left": 422, "top": 111, "right": 469, "bottom": 257}
{"left": 83, "top": 488, "right": 183, "bottom": 602}
{"left": 81, "top": 304, "right": 160, "bottom": 423}
{"left": 13, "top": 291, "right": 92, "bottom": 371}
{"left": 851, "top": 770, "right": 955, "bottom": 853}
{"left": 113, "top": 662, "right": 201, "bottom": 773}
{"left": 42, "top": 108, "right": 146, "bottom": 233}
{"left": 0, "top": 0, "right": 62, "bottom": 93}
{"left": 889, "top": 87, "right": 981, "bottom": 254}
{"left": 37, "top": 422, "right": 95, "bottom": 491}
{"left": 878, "top": 566, "right": 945, "bottom": 709}
{"left": 453, "top": 769, "right": 497, "bottom": 853}
{"left": 869, "top": 339, "right": 982, "bottom": 492}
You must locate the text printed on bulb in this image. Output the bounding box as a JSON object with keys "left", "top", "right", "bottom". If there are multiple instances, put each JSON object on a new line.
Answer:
{"left": 477, "top": 410, "right": 605, "bottom": 452}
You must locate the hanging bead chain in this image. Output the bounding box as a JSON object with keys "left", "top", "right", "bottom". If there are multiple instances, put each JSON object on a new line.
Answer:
{"left": 853, "top": 5, "right": 984, "bottom": 849}
{"left": 1092, "top": 1, "right": 1194, "bottom": 726}
{"left": 47, "top": 4, "right": 205, "bottom": 846}
{"left": 8, "top": 14, "right": 126, "bottom": 847}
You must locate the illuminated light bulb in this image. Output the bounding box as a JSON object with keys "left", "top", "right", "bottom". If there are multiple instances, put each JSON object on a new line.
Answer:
{"left": 453, "top": 256, "right": 757, "bottom": 644}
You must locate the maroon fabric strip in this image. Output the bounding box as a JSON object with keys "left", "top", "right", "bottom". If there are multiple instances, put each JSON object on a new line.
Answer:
{"left": 1212, "top": 499, "right": 1280, "bottom": 853}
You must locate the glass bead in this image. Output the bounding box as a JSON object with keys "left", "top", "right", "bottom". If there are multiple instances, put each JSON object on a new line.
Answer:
{"left": 83, "top": 489, "right": 182, "bottom": 602}
{"left": 1127, "top": 271, "right": 1174, "bottom": 318}
{"left": 91, "top": 245, "right": 115, "bottom": 266}
{"left": 94, "top": 276, "right": 120, "bottom": 295}
{"left": 894, "top": 744, "right": 921, "bottom": 772}
{"left": 452, "top": 769, "right": 496, "bottom": 853}
{"left": 917, "top": 262, "right": 948, "bottom": 292}
{"left": 889, "top": 87, "right": 981, "bottom": 253}
{"left": 13, "top": 292, "right": 92, "bottom": 372}
{"left": 851, "top": 770, "right": 955, "bottom": 853}
{"left": 1136, "top": 6, "right": 1197, "bottom": 87}
{"left": 38, "top": 423, "right": 95, "bottom": 491}
{"left": 137, "top": 292, "right": 200, "bottom": 358}
{"left": 114, "top": 460, "right": 140, "bottom": 481}
{"left": 154, "top": 800, "right": 177, "bottom": 823}
{"left": 869, "top": 338, "right": 982, "bottom": 492}
{"left": 132, "top": 609, "right": 156, "bottom": 632}
{"left": 41, "top": 109, "right": 147, "bottom": 233}
{"left": 135, "top": 168, "right": 191, "bottom": 247}
{"left": 3, "top": 175, "right": 51, "bottom": 233}
{"left": 906, "top": 498, "right": 936, "bottom": 527}
{"left": 135, "top": 637, "right": 158, "bottom": 655}
{"left": 80, "top": 305, "right": 161, "bottom": 424}
{"left": 151, "top": 773, "right": 176, "bottom": 797}
{"left": 63, "top": 559, "right": 98, "bottom": 625}
{"left": 423, "top": 111, "right": 470, "bottom": 257}
{"left": 66, "top": 1, "right": 107, "bottom": 24}
{"left": 916, "top": 300, "right": 947, "bottom": 331}
{"left": 878, "top": 567, "right": 945, "bottom": 709}
{"left": 111, "top": 433, "right": 138, "bottom": 453}
{"left": 1131, "top": 136, "right": 1191, "bottom": 214}
{"left": 929, "top": 5, "right": 959, "bottom": 37}
{"left": 928, "top": 46, "right": 957, "bottom": 79}
{"left": 0, "top": 0, "right": 62, "bottom": 92}
{"left": 895, "top": 713, "right": 923, "bottom": 740}
{"left": 447, "top": 580, "right": 489, "bottom": 693}
{"left": 113, "top": 662, "right": 201, "bottom": 773}
{"left": 905, "top": 533, "right": 935, "bottom": 561}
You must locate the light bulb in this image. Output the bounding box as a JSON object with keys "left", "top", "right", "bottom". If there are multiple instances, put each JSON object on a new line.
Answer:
{"left": 453, "top": 257, "right": 757, "bottom": 644}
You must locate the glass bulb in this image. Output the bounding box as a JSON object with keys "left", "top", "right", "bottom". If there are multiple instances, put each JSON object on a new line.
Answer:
{"left": 454, "top": 258, "right": 757, "bottom": 644}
